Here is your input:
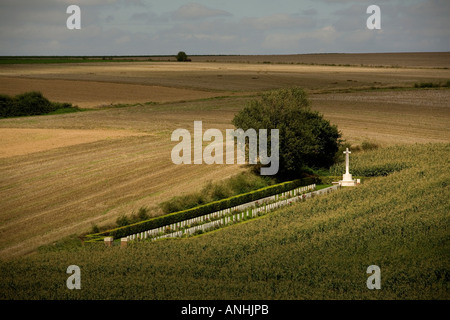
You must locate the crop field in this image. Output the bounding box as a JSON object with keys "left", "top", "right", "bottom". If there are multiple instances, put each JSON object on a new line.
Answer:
{"left": 0, "top": 53, "right": 449, "bottom": 300}
{"left": 0, "top": 143, "right": 448, "bottom": 299}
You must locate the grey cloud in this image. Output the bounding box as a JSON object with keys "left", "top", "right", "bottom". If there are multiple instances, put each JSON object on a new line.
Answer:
{"left": 302, "top": 8, "right": 318, "bottom": 16}
{"left": 172, "top": 3, "right": 232, "bottom": 21}
{"left": 0, "top": 0, "right": 448, "bottom": 56}
{"left": 242, "top": 13, "right": 317, "bottom": 30}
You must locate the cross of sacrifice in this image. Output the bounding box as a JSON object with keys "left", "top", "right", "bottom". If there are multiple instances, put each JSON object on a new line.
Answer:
{"left": 344, "top": 148, "right": 351, "bottom": 175}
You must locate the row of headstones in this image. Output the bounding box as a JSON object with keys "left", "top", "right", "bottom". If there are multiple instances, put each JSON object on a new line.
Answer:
{"left": 126, "top": 184, "right": 317, "bottom": 242}
{"left": 148, "top": 184, "right": 339, "bottom": 242}
{"left": 127, "top": 208, "right": 235, "bottom": 240}
{"left": 124, "top": 184, "right": 339, "bottom": 243}
{"left": 228, "top": 184, "right": 316, "bottom": 213}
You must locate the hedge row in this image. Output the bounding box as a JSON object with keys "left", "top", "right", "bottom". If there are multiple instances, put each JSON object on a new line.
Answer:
{"left": 85, "top": 177, "right": 317, "bottom": 241}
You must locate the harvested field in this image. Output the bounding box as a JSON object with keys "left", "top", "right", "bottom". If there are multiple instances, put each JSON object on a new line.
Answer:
{"left": 0, "top": 101, "right": 247, "bottom": 259}
{"left": 0, "top": 76, "right": 231, "bottom": 109}
{"left": 188, "top": 52, "right": 450, "bottom": 69}
{"left": 0, "top": 128, "right": 149, "bottom": 158}
{"left": 1, "top": 60, "right": 449, "bottom": 94}
{"left": 84, "top": 52, "right": 450, "bottom": 68}
{"left": 311, "top": 89, "right": 450, "bottom": 146}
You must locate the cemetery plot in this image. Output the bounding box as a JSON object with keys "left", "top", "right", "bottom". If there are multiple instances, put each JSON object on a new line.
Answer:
{"left": 122, "top": 184, "right": 340, "bottom": 243}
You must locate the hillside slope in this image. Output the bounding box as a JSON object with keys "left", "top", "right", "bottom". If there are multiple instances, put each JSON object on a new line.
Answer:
{"left": 0, "top": 143, "right": 448, "bottom": 300}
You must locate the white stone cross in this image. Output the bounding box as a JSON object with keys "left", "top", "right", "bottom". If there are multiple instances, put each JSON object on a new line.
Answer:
{"left": 341, "top": 147, "right": 356, "bottom": 186}
{"left": 344, "top": 148, "right": 351, "bottom": 175}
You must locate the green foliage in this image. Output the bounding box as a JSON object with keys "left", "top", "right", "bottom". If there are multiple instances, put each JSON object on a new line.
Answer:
{"left": 1, "top": 144, "right": 448, "bottom": 300}
{"left": 91, "top": 224, "right": 100, "bottom": 234}
{"left": 329, "top": 148, "right": 409, "bottom": 177}
{"left": 159, "top": 172, "right": 275, "bottom": 214}
{"left": 115, "top": 215, "right": 129, "bottom": 227}
{"left": 115, "top": 207, "right": 150, "bottom": 227}
{"left": 0, "top": 92, "right": 78, "bottom": 118}
{"left": 85, "top": 177, "right": 317, "bottom": 240}
{"left": 176, "top": 51, "right": 190, "bottom": 62}
{"left": 413, "top": 81, "right": 450, "bottom": 88}
{"left": 136, "top": 207, "right": 150, "bottom": 221}
{"left": 361, "top": 141, "right": 380, "bottom": 151}
{"left": 160, "top": 193, "right": 206, "bottom": 214}
{"left": 232, "top": 87, "right": 341, "bottom": 177}
{"left": 0, "top": 94, "right": 13, "bottom": 118}
{"left": 37, "top": 234, "right": 83, "bottom": 254}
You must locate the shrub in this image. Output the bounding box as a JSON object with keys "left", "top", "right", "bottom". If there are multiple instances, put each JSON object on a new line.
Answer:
{"left": 0, "top": 94, "right": 13, "bottom": 118}
{"left": 413, "top": 82, "right": 448, "bottom": 88}
{"left": 90, "top": 224, "right": 100, "bottom": 234}
{"left": 0, "top": 91, "right": 78, "bottom": 118}
{"left": 137, "top": 207, "right": 149, "bottom": 221}
{"left": 14, "top": 91, "right": 55, "bottom": 115}
{"left": 176, "top": 51, "right": 190, "bottom": 62}
{"left": 159, "top": 172, "right": 275, "bottom": 214}
{"left": 333, "top": 142, "right": 352, "bottom": 162}
{"left": 116, "top": 215, "right": 129, "bottom": 227}
{"left": 361, "top": 141, "right": 379, "bottom": 151}
{"left": 160, "top": 193, "right": 206, "bottom": 214}
{"left": 210, "top": 183, "right": 232, "bottom": 201}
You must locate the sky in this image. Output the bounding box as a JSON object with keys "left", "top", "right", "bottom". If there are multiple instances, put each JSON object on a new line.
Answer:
{"left": 0, "top": 0, "right": 449, "bottom": 56}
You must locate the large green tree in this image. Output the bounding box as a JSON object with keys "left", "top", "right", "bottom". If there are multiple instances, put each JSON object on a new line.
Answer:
{"left": 232, "top": 87, "right": 341, "bottom": 177}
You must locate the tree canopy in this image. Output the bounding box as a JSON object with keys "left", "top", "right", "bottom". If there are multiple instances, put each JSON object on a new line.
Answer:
{"left": 232, "top": 87, "right": 341, "bottom": 177}
{"left": 176, "top": 51, "right": 189, "bottom": 62}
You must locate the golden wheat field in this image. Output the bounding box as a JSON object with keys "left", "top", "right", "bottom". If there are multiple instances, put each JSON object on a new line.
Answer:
{"left": 0, "top": 53, "right": 449, "bottom": 260}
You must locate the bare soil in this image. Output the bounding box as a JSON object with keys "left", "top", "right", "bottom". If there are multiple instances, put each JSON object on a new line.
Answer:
{"left": 0, "top": 76, "right": 232, "bottom": 109}
{"left": 0, "top": 128, "right": 149, "bottom": 158}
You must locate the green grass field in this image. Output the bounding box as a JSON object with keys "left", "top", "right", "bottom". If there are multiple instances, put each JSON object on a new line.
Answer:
{"left": 1, "top": 143, "right": 448, "bottom": 300}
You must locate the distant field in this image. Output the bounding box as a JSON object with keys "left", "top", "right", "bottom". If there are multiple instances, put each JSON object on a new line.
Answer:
{"left": 311, "top": 89, "right": 450, "bottom": 145}
{"left": 0, "top": 53, "right": 449, "bottom": 260}
{"left": 0, "top": 76, "right": 231, "bottom": 109}
{"left": 0, "top": 128, "right": 148, "bottom": 158}
{"left": 3, "top": 52, "right": 448, "bottom": 68}
{"left": 0, "top": 57, "right": 139, "bottom": 65}
{"left": 189, "top": 52, "right": 450, "bottom": 68}
{"left": 1, "top": 59, "right": 449, "bottom": 105}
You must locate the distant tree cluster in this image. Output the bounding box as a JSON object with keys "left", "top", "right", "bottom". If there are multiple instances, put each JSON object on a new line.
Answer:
{"left": 0, "top": 91, "right": 78, "bottom": 118}
{"left": 176, "top": 51, "right": 191, "bottom": 62}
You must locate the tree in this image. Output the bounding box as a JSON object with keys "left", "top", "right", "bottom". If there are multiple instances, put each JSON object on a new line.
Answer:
{"left": 232, "top": 87, "right": 341, "bottom": 178}
{"left": 176, "top": 51, "right": 189, "bottom": 62}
